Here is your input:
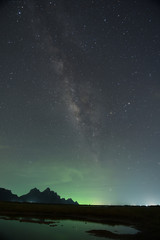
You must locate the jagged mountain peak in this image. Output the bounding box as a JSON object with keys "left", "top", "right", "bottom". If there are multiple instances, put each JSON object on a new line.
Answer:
{"left": 43, "top": 187, "right": 51, "bottom": 192}
{"left": 29, "top": 187, "right": 40, "bottom": 193}
{"left": 0, "top": 187, "right": 78, "bottom": 205}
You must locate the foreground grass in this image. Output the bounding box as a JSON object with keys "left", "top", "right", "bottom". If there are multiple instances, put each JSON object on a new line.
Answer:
{"left": 0, "top": 202, "right": 160, "bottom": 239}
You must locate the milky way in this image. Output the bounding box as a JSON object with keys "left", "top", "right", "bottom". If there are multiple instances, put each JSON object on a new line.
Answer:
{"left": 28, "top": 0, "right": 103, "bottom": 163}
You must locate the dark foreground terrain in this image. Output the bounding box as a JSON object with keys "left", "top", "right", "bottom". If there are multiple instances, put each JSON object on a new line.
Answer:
{"left": 0, "top": 202, "right": 160, "bottom": 239}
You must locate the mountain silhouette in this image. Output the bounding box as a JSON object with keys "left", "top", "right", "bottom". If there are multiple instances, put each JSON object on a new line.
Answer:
{"left": 0, "top": 187, "right": 78, "bottom": 205}
{"left": 0, "top": 188, "right": 19, "bottom": 202}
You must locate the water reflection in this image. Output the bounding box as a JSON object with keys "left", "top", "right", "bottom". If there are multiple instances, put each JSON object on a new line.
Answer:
{"left": 0, "top": 216, "right": 139, "bottom": 240}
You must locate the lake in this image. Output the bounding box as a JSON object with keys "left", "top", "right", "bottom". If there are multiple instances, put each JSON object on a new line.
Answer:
{"left": 0, "top": 216, "right": 139, "bottom": 240}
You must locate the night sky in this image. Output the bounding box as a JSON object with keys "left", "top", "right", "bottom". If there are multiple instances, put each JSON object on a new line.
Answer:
{"left": 0, "top": 0, "right": 160, "bottom": 205}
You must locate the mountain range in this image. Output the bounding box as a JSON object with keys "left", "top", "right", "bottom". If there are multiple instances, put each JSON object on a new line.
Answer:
{"left": 0, "top": 187, "right": 78, "bottom": 205}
